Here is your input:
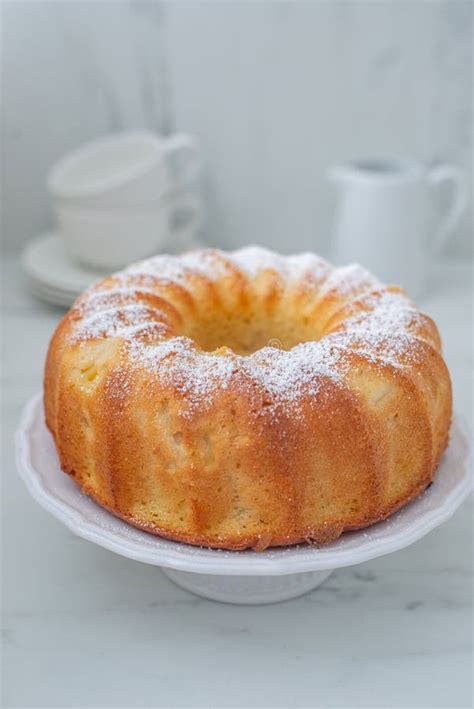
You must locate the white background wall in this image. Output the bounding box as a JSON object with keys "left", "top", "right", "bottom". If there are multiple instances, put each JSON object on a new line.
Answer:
{"left": 2, "top": 0, "right": 472, "bottom": 259}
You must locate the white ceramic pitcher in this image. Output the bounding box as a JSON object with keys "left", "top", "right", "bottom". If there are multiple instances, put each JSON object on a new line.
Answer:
{"left": 329, "top": 159, "right": 467, "bottom": 297}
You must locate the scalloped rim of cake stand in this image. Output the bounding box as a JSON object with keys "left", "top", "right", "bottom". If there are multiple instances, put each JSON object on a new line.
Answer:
{"left": 16, "top": 393, "right": 472, "bottom": 580}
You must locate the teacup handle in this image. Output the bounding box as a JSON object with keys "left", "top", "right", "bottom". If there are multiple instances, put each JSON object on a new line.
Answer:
{"left": 162, "top": 134, "right": 202, "bottom": 190}
{"left": 427, "top": 164, "right": 468, "bottom": 251}
{"left": 168, "top": 194, "right": 204, "bottom": 251}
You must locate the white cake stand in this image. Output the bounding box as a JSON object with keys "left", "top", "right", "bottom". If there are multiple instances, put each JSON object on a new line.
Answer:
{"left": 16, "top": 394, "right": 472, "bottom": 604}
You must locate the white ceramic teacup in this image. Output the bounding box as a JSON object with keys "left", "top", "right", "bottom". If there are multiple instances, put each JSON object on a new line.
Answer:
{"left": 48, "top": 131, "right": 201, "bottom": 206}
{"left": 329, "top": 159, "right": 467, "bottom": 297}
{"left": 55, "top": 192, "right": 203, "bottom": 271}
{"left": 47, "top": 131, "right": 203, "bottom": 269}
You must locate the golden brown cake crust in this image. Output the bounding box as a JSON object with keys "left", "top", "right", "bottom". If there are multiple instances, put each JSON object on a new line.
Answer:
{"left": 44, "top": 247, "right": 452, "bottom": 550}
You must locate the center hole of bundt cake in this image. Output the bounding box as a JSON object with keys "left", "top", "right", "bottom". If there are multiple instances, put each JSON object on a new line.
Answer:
{"left": 183, "top": 307, "right": 318, "bottom": 355}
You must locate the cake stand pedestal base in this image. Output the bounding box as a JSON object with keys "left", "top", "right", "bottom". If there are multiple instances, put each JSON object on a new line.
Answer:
{"left": 161, "top": 568, "right": 333, "bottom": 604}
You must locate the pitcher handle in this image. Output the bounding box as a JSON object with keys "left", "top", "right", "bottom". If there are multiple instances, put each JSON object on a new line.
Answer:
{"left": 427, "top": 165, "right": 467, "bottom": 252}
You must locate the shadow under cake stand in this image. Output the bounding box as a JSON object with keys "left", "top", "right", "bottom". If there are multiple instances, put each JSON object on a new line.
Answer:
{"left": 16, "top": 394, "right": 472, "bottom": 604}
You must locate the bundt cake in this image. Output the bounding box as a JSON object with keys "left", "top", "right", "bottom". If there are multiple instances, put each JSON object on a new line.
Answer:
{"left": 44, "top": 247, "right": 452, "bottom": 550}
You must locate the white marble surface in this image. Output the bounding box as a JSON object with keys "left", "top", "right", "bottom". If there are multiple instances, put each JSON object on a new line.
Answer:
{"left": 1, "top": 254, "right": 472, "bottom": 708}
{"left": 2, "top": 0, "right": 472, "bottom": 258}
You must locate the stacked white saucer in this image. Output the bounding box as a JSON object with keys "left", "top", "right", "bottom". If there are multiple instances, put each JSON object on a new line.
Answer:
{"left": 22, "top": 232, "right": 107, "bottom": 307}
{"left": 22, "top": 230, "right": 204, "bottom": 308}
{"left": 22, "top": 132, "right": 205, "bottom": 307}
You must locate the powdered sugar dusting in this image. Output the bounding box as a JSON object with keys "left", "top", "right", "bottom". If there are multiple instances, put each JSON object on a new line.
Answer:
{"left": 228, "top": 246, "right": 330, "bottom": 285}
{"left": 244, "top": 342, "right": 343, "bottom": 400}
{"left": 128, "top": 337, "right": 237, "bottom": 416}
{"left": 79, "top": 286, "right": 158, "bottom": 309}
{"left": 318, "top": 263, "right": 380, "bottom": 298}
{"left": 286, "top": 252, "right": 331, "bottom": 282}
{"left": 229, "top": 246, "right": 287, "bottom": 277}
{"left": 66, "top": 247, "right": 431, "bottom": 416}
{"left": 72, "top": 303, "right": 166, "bottom": 342}
{"left": 122, "top": 250, "right": 219, "bottom": 285}
{"left": 127, "top": 336, "right": 345, "bottom": 418}
{"left": 330, "top": 289, "right": 426, "bottom": 367}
